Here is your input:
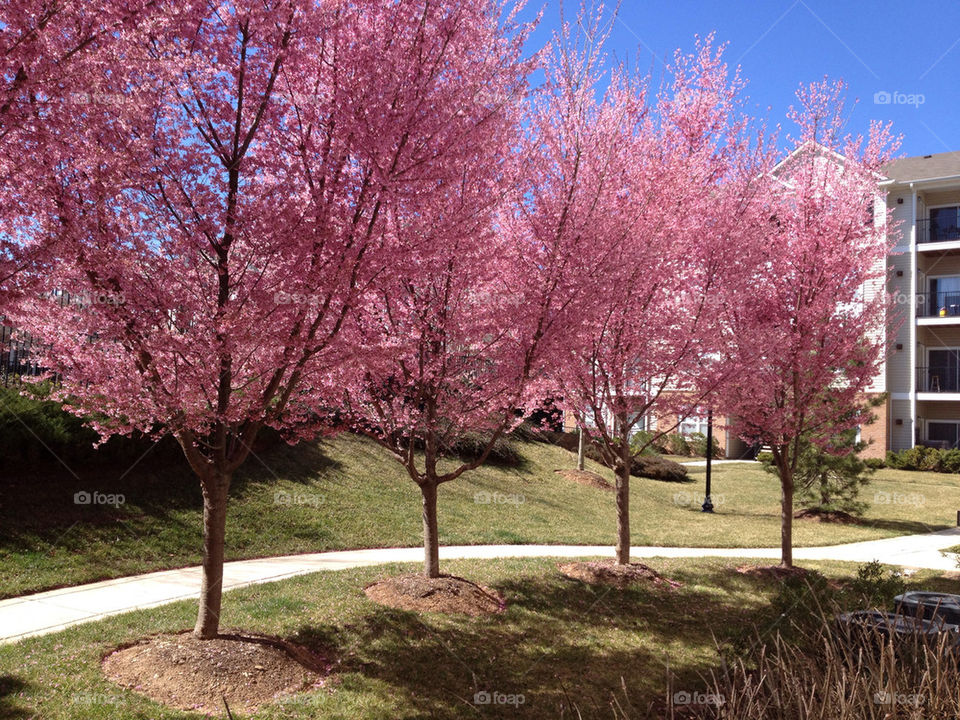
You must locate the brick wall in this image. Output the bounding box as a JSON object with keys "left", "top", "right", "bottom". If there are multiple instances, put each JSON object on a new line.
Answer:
{"left": 860, "top": 392, "right": 889, "bottom": 459}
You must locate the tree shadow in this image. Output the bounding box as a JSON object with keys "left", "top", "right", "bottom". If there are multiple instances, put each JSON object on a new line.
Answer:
{"left": 0, "top": 675, "right": 32, "bottom": 720}
{"left": 0, "top": 439, "right": 340, "bottom": 597}
{"left": 284, "top": 568, "right": 775, "bottom": 719}
{"left": 855, "top": 518, "right": 948, "bottom": 535}
{"left": 234, "top": 440, "right": 343, "bottom": 491}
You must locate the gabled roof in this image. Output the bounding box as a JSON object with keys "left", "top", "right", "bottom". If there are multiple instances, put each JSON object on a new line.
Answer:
{"left": 884, "top": 151, "right": 960, "bottom": 184}
{"left": 770, "top": 140, "right": 846, "bottom": 178}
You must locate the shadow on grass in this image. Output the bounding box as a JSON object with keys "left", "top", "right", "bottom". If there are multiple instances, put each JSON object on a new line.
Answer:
{"left": 238, "top": 440, "right": 343, "bottom": 489}
{"left": 0, "top": 441, "right": 341, "bottom": 542}
{"left": 642, "top": 474, "right": 698, "bottom": 485}
{"left": 0, "top": 675, "right": 32, "bottom": 720}
{"left": 856, "top": 518, "right": 948, "bottom": 535}
{"left": 707, "top": 509, "right": 943, "bottom": 537}
{"left": 286, "top": 567, "right": 778, "bottom": 719}
{"left": 0, "top": 440, "right": 339, "bottom": 598}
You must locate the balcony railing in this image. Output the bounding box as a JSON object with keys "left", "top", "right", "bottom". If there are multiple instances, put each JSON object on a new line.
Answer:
{"left": 917, "top": 366, "right": 960, "bottom": 393}
{"left": 919, "top": 291, "right": 960, "bottom": 317}
{"left": 918, "top": 218, "right": 960, "bottom": 244}
{"left": 0, "top": 324, "right": 46, "bottom": 386}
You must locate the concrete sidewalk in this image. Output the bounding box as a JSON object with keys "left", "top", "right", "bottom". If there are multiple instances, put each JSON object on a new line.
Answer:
{"left": 3, "top": 529, "right": 960, "bottom": 645}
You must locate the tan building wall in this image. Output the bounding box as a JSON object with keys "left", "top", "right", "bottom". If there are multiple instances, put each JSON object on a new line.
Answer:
{"left": 887, "top": 251, "right": 913, "bottom": 394}
{"left": 889, "top": 398, "right": 913, "bottom": 451}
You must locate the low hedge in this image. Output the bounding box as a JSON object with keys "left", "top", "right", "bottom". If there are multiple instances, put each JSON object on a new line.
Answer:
{"left": 551, "top": 430, "right": 688, "bottom": 482}
{"left": 886, "top": 446, "right": 960, "bottom": 473}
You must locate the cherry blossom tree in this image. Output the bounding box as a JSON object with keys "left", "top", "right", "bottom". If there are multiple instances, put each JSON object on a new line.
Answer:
{"left": 10, "top": 0, "right": 530, "bottom": 637}
{"left": 337, "top": 162, "right": 544, "bottom": 579}
{"left": 332, "top": 18, "right": 592, "bottom": 579}
{"left": 719, "top": 79, "right": 896, "bottom": 568}
{"left": 545, "top": 34, "right": 764, "bottom": 565}
{"left": 0, "top": 0, "right": 165, "bottom": 309}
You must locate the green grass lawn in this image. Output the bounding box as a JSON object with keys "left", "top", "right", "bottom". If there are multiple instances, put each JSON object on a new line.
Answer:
{"left": 1, "top": 433, "right": 957, "bottom": 599}
{"left": 1, "top": 556, "right": 957, "bottom": 720}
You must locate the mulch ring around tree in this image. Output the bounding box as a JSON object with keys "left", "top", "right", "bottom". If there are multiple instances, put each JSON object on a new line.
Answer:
{"left": 735, "top": 564, "right": 816, "bottom": 582}
{"left": 793, "top": 508, "right": 860, "bottom": 524}
{"left": 558, "top": 560, "right": 682, "bottom": 589}
{"left": 554, "top": 469, "right": 613, "bottom": 491}
{"left": 102, "top": 630, "right": 330, "bottom": 715}
{"left": 364, "top": 574, "right": 506, "bottom": 616}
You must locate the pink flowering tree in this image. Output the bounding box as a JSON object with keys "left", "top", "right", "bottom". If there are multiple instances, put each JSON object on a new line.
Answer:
{"left": 0, "top": 1, "right": 165, "bottom": 309}
{"left": 543, "top": 34, "right": 763, "bottom": 565}
{"left": 334, "top": 20, "right": 585, "bottom": 579}
{"left": 11, "top": 0, "right": 529, "bottom": 637}
{"left": 336, "top": 168, "right": 546, "bottom": 580}
{"left": 719, "top": 80, "right": 896, "bottom": 567}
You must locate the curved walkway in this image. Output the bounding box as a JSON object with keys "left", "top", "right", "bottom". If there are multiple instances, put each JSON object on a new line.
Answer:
{"left": 3, "top": 528, "right": 960, "bottom": 645}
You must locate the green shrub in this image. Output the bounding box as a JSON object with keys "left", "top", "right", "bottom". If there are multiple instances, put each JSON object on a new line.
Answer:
{"left": 849, "top": 560, "right": 905, "bottom": 608}
{"left": 449, "top": 432, "right": 521, "bottom": 466}
{"left": 863, "top": 457, "right": 886, "bottom": 470}
{"left": 0, "top": 382, "right": 96, "bottom": 464}
{"left": 686, "top": 431, "right": 720, "bottom": 458}
{"left": 886, "top": 446, "right": 960, "bottom": 473}
{"left": 664, "top": 433, "right": 691, "bottom": 457}
{"left": 552, "top": 430, "right": 687, "bottom": 480}
{"left": 941, "top": 448, "right": 960, "bottom": 473}
{"left": 631, "top": 455, "right": 688, "bottom": 482}
{"left": 0, "top": 383, "right": 266, "bottom": 470}
{"left": 629, "top": 429, "right": 665, "bottom": 456}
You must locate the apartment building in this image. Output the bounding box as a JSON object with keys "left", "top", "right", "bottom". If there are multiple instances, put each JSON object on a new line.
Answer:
{"left": 886, "top": 150, "right": 960, "bottom": 453}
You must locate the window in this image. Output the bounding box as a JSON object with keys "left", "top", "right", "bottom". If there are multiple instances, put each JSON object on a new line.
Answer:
{"left": 679, "top": 414, "right": 709, "bottom": 437}
{"left": 928, "top": 421, "right": 960, "bottom": 449}
{"left": 930, "top": 206, "right": 960, "bottom": 242}
{"left": 927, "top": 349, "right": 960, "bottom": 392}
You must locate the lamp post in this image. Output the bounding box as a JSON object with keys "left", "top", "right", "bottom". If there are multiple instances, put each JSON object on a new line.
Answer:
{"left": 702, "top": 408, "right": 714, "bottom": 513}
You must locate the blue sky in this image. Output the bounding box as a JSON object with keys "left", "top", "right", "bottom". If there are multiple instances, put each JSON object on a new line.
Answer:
{"left": 520, "top": 1, "right": 960, "bottom": 158}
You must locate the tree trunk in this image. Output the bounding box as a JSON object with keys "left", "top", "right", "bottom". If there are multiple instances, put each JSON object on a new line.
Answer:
{"left": 421, "top": 480, "right": 441, "bottom": 579}
{"left": 614, "top": 418, "right": 633, "bottom": 566}
{"left": 577, "top": 428, "right": 585, "bottom": 471}
{"left": 194, "top": 473, "right": 231, "bottom": 639}
{"left": 615, "top": 463, "right": 630, "bottom": 565}
{"left": 779, "top": 465, "right": 794, "bottom": 568}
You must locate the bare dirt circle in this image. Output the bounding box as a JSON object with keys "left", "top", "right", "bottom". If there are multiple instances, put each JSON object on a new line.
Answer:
{"left": 554, "top": 469, "right": 613, "bottom": 491}
{"left": 102, "top": 630, "right": 328, "bottom": 715}
{"left": 558, "top": 560, "right": 681, "bottom": 589}
{"left": 364, "top": 574, "right": 506, "bottom": 615}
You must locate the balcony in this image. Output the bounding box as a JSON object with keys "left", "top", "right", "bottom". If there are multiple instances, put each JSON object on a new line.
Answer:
{"left": 917, "top": 365, "right": 960, "bottom": 396}
{"left": 919, "top": 291, "right": 960, "bottom": 318}
{"left": 918, "top": 218, "right": 960, "bottom": 252}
